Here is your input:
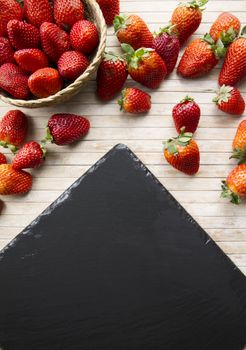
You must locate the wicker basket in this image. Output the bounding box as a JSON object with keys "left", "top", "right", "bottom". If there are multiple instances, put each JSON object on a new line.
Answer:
{"left": 0, "top": 0, "right": 107, "bottom": 108}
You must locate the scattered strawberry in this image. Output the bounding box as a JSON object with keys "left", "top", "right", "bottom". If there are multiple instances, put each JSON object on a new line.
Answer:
{"left": 0, "top": 63, "right": 30, "bottom": 99}
{"left": 0, "top": 153, "right": 7, "bottom": 165}
{"left": 172, "top": 96, "right": 200, "bottom": 134}
{"left": 24, "top": 0, "right": 53, "bottom": 28}
{"left": 97, "top": 0, "right": 120, "bottom": 26}
{"left": 14, "top": 49, "right": 49, "bottom": 73}
{"left": 0, "top": 110, "right": 28, "bottom": 151}
{"left": 7, "top": 19, "right": 40, "bottom": 50}
{"left": 213, "top": 85, "right": 245, "bottom": 116}
{"left": 40, "top": 22, "right": 70, "bottom": 63}
{"left": 96, "top": 52, "right": 128, "bottom": 100}
{"left": 171, "top": 0, "right": 207, "bottom": 45}
{"left": 114, "top": 14, "right": 153, "bottom": 50}
{"left": 12, "top": 141, "right": 45, "bottom": 170}
{"left": 0, "top": 0, "right": 23, "bottom": 37}
{"left": 118, "top": 88, "right": 151, "bottom": 114}
{"left": 209, "top": 12, "right": 240, "bottom": 44}
{"left": 0, "top": 37, "right": 15, "bottom": 66}
{"left": 152, "top": 25, "right": 180, "bottom": 74}
{"left": 221, "top": 164, "right": 246, "bottom": 204}
{"left": 58, "top": 51, "right": 89, "bottom": 81}
{"left": 54, "top": 0, "right": 85, "bottom": 30}
{"left": 70, "top": 20, "right": 99, "bottom": 55}
{"left": 122, "top": 44, "right": 167, "bottom": 89}
{"left": 28, "top": 67, "right": 63, "bottom": 98}
{"left": 164, "top": 128, "right": 200, "bottom": 175}
{"left": 0, "top": 164, "right": 32, "bottom": 195}
{"left": 177, "top": 34, "right": 226, "bottom": 78}
{"left": 231, "top": 120, "right": 246, "bottom": 164}
{"left": 219, "top": 26, "right": 246, "bottom": 86}
{"left": 44, "top": 113, "right": 90, "bottom": 146}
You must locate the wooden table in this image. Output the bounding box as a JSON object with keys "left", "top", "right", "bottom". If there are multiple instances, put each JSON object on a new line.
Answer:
{"left": 0, "top": 0, "right": 246, "bottom": 277}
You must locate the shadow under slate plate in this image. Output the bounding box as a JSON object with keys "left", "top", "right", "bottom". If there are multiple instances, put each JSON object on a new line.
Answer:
{"left": 0, "top": 144, "right": 246, "bottom": 350}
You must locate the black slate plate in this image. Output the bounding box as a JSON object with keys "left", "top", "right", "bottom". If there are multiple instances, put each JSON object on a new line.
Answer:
{"left": 0, "top": 144, "right": 246, "bottom": 350}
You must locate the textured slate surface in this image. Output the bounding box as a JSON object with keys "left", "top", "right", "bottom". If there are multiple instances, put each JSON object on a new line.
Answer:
{"left": 0, "top": 144, "right": 246, "bottom": 350}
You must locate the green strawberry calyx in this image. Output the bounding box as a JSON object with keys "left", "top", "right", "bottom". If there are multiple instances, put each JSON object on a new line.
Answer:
{"left": 121, "top": 44, "right": 154, "bottom": 69}
{"left": 178, "top": 0, "right": 208, "bottom": 10}
{"left": 202, "top": 34, "right": 226, "bottom": 59}
{"left": 0, "top": 140, "right": 18, "bottom": 154}
{"left": 221, "top": 180, "right": 241, "bottom": 205}
{"left": 163, "top": 127, "right": 193, "bottom": 155}
{"left": 220, "top": 27, "right": 239, "bottom": 47}
{"left": 41, "top": 127, "right": 54, "bottom": 146}
{"left": 154, "top": 23, "right": 177, "bottom": 37}
{"left": 114, "top": 14, "right": 132, "bottom": 33}
{"left": 180, "top": 95, "right": 194, "bottom": 103}
{"left": 230, "top": 146, "right": 246, "bottom": 165}
{"left": 104, "top": 51, "right": 125, "bottom": 63}
{"left": 118, "top": 89, "right": 127, "bottom": 111}
{"left": 213, "top": 84, "right": 233, "bottom": 105}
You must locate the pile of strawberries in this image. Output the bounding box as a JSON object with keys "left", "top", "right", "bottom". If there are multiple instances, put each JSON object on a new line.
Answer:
{"left": 0, "top": 0, "right": 100, "bottom": 99}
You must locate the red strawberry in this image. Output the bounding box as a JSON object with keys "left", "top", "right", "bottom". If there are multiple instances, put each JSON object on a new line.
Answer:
{"left": 0, "top": 164, "right": 32, "bottom": 195}
{"left": 209, "top": 12, "right": 240, "bottom": 44}
{"left": 118, "top": 87, "right": 151, "bottom": 114}
{"left": 219, "top": 27, "right": 246, "bottom": 87}
{"left": 0, "top": 37, "right": 14, "bottom": 66}
{"left": 24, "top": 0, "right": 53, "bottom": 28}
{"left": 12, "top": 141, "right": 45, "bottom": 170}
{"left": 0, "top": 0, "right": 22, "bottom": 37}
{"left": 171, "top": 0, "right": 207, "bottom": 45}
{"left": 14, "top": 49, "right": 49, "bottom": 73}
{"left": 96, "top": 52, "right": 128, "bottom": 100}
{"left": 164, "top": 128, "right": 200, "bottom": 175}
{"left": 114, "top": 14, "right": 153, "bottom": 50}
{"left": 97, "top": 0, "right": 120, "bottom": 26}
{"left": 172, "top": 96, "right": 200, "bottom": 134}
{"left": 213, "top": 85, "right": 245, "bottom": 116}
{"left": 28, "top": 67, "right": 63, "bottom": 98}
{"left": 231, "top": 120, "right": 246, "bottom": 164}
{"left": 7, "top": 20, "right": 40, "bottom": 50}
{"left": 70, "top": 20, "right": 99, "bottom": 55}
{"left": 177, "top": 35, "right": 226, "bottom": 78}
{"left": 0, "top": 110, "right": 28, "bottom": 151}
{"left": 122, "top": 44, "right": 167, "bottom": 89}
{"left": 40, "top": 22, "right": 70, "bottom": 63}
{"left": 0, "top": 153, "right": 7, "bottom": 165}
{"left": 221, "top": 164, "right": 246, "bottom": 204}
{"left": 54, "top": 0, "right": 85, "bottom": 30}
{"left": 44, "top": 113, "right": 90, "bottom": 146}
{"left": 0, "top": 63, "right": 30, "bottom": 99}
{"left": 58, "top": 51, "right": 89, "bottom": 81}
{"left": 152, "top": 25, "right": 180, "bottom": 74}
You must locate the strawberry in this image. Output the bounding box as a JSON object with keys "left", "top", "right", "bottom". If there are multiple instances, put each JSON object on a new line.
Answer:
{"left": 7, "top": 20, "right": 40, "bottom": 50}
{"left": 0, "top": 164, "right": 32, "bottom": 195}
{"left": 12, "top": 141, "right": 45, "bottom": 170}
{"left": 40, "top": 22, "right": 70, "bottom": 63}
{"left": 177, "top": 34, "right": 226, "bottom": 78}
{"left": 219, "top": 27, "right": 246, "bottom": 87}
{"left": 152, "top": 25, "right": 180, "bottom": 74}
{"left": 96, "top": 52, "right": 128, "bottom": 100}
{"left": 0, "top": 110, "right": 28, "bottom": 151}
{"left": 97, "top": 0, "right": 119, "bottom": 26}
{"left": 28, "top": 67, "right": 63, "bottom": 98}
{"left": 221, "top": 164, "right": 246, "bottom": 204}
{"left": 14, "top": 49, "right": 49, "bottom": 73}
{"left": 0, "top": 37, "right": 14, "bottom": 66}
{"left": 0, "top": 0, "right": 22, "bottom": 37}
{"left": 114, "top": 14, "right": 153, "bottom": 50}
{"left": 118, "top": 87, "right": 151, "bottom": 114}
{"left": 0, "top": 63, "right": 30, "bottom": 99}
{"left": 172, "top": 96, "right": 200, "bottom": 134}
{"left": 230, "top": 120, "right": 246, "bottom": 164}
{"left": 44, "top": 113, "right": 90, "bottom": 146}
{"left": 70, "top": 20, "right": 99, "bottom": 55}
{"left": 122, "top": 44, "right": 167, "bottom": 89}
{"left": 24, "top": 0, "right": 53, "bottom": 28}
{"left": 213, "top": 85, "right": 245, "bottom": 116}
{"left": 171, "top": 0, "right": 207, "bottom": 45}
{"left": 164, "top": 128, "right": 200, "bottom": 175}
{"left": 54, "top": 0, "right": 85, "bottom": 30}
{"left": 209, "top": 12, "right": 240, "bottom": 44}
{"left": 0, "top": 153, "right": 7, "bottom": 165}
{"left": 58, "top": 51, "right": 89, "bottom": 81}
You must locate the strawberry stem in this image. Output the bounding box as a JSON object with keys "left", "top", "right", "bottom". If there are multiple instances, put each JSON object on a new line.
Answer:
{"left": 118, "top": 89, "right": 126, "bottom": 111}
{"left": 180, "top": 96, "right": 194, "bottom": 103}
{"left": 221, "top": 181, "right": 241, "bottom": 204}
{"left": 113, "top": 14, "right": 130, "bottom": 33}
{"left": 0, "top": 141, "right": 18, "bottom": 154}
{"left": 163, "top": 128, "right": 193, "bottom": 155}
{"left": 179, "top": 0, "right": 208, "bottom": 10}
{"left": 230, "top": 146, "right": 246, "bottom": 165}
{"left": 213, "top": 85, "right": 233, "bottom": 104}
{"left": 41, "top": 127, "right": 54, "bottom": 145}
